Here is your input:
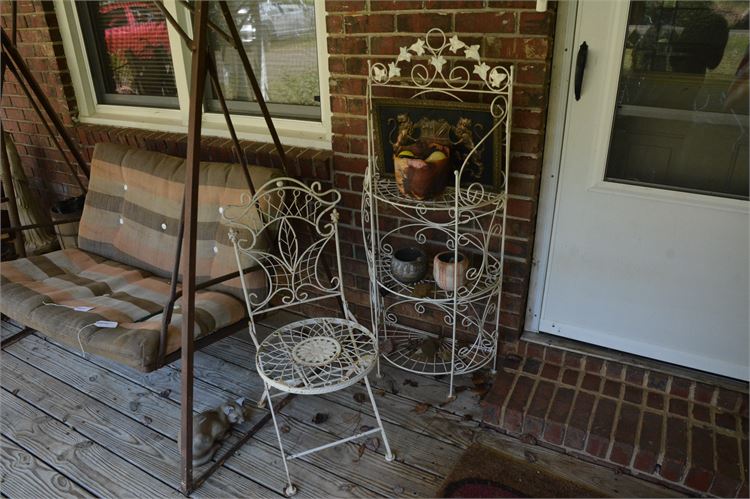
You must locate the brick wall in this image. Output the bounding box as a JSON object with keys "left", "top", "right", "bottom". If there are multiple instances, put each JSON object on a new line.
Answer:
{"left": 324, "top": 0, "right": 557, "bottom": 348}
{"left": 0, "top": 0, "right": 557, "bottom": 353}
{"left": 0, "top": 0, "right": 81, "bottom": 205}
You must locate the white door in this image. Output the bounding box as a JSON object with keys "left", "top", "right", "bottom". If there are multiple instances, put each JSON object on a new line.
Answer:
{"left": 540, "top": 0, "right": 749, "bottom": 379}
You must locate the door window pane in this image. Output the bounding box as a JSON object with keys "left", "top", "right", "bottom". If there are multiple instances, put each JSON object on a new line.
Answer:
{"left": 77, "top": 1, "right": 179, "bottom": 108}
{"left": 605, "top": 1, "right": 749, "bottom": 199}
{"left": 206, "top": 1, "right": 321, "bottom": 120}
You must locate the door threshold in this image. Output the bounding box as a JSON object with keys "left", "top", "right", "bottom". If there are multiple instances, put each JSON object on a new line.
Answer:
{"left": 521, "top": 330, "right": 748, "bottom": 393}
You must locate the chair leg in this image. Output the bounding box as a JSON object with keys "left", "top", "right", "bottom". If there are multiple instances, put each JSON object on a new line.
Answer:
{"left": 364, "top": 375, "right": 394, "bottom": 461}
{"left": 264, "top": 383, "right": 297, "bottom": 496}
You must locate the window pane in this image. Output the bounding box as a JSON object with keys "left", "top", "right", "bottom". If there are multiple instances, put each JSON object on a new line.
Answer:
{"left": 605, "top": 1, "right": 749, "bottom": 199}
{"left": 206, "top": 1, "right": 320, "bottom": 120}
{"left": 77, "top": 1, "right": 179, "bottom": 108}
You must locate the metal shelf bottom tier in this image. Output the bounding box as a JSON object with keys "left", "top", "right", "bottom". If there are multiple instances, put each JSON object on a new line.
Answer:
{"left": 379, "top": 325, "right": 495, "bottom": 376}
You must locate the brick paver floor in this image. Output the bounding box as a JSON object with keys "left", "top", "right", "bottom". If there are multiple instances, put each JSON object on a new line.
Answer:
{"left": 482, "top": 341, "right": 749, "bottom": 497}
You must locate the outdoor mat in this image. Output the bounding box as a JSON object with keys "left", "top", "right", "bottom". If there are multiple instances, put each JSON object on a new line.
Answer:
{"left": 437, "top": 444, "right": 606, "bottom": 498}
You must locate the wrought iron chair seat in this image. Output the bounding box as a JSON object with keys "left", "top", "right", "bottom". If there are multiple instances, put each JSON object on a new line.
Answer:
{"left": 256, "top": 317, "right": 377, "bottom": 395}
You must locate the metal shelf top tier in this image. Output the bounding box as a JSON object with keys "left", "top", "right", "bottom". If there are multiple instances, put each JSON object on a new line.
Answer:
{"left": 372, "top": 174, "right": 506, "bottom": 212}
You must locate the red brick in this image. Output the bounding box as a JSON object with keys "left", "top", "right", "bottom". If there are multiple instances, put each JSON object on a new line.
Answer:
{"left": 343, "top": 14, "right": 394, "bottom": 33}
{"left": 716, "top": 411, "right": 738, "bottom": 431}
{"left": 503, "top": 375, "right": 535, "bottom": 433}
{"left": 647, "top": 372, "right": 668, "bottom": 391}
{"left": 331, "top": 116, "right": 367, "bottom": 136}
{"left": 370, "top": 35, "right": 417, "bottom": 56}
{"left": 709, "top": 434, "right": 742, "bottom": 497}
{"left": 646, "top": 391, "right": 664, "bottom": 410}
{"left": 483, "top": 369, "right": 517, "bottom": 417}
{"left": 624, "top": 366, "right": 646, "bottom": 386}
{"left": 561, "top": 369, "right": 579, "bottom": 386}
{"left": 692, "top": 403, "right": 710, "bottom": 423}
{"left": 585, "top": 357, "right": 603, "bottom": 374}
{"left": 333, "top": 154, "right": 367, "bottom": 174}
{"left": 543, "top": 347, "right": 563, "bottom": 365}
{"left": 660, "top": 416, "right": 688, "bottom": 482}
{"left": 370, "top": 0, "right": 422, "bottom": 10}
{"left": 326, "top": 14, "right": 343, "bottom": 34}
{"left": 519, "top": 11, "right": 554, "bottom": 35}
{"left": 685, "top": 467, "right": 714, "bottom": 493}
{"left": 586, "top": 398, "right": 616, "bottom": 458}
{"left": 693, "top": 382, "right": 715, "bottom": 404}
{"left": 610, "top": 403, "right": 640, "bottom": 466}
{"left": 544, "top": 386, "right": 575, "bottom": 445}
{"left": 582, "top": 374, "right": 602, "bottom": 392}
{"left": 563, "top": 352, "right": 583, "bottom": 369}
{"left": 455, "top": 12, "right": 516, "bottom": 33}
{"left": 717, "top": 389, "right": 741, "bottom": 412}
{"left": 524, "top": 380, "right": 554, "bottom": 437}
{"left": 623, "top": 386, "right": 643, "bottom": 404}
{"left": 602, "top": 380, "right": 622, "bottom": 398}
{"left": 670, "top": 377, "right": 691, "bottom": 399}
{"left": 564, "top": 392, "right": 595, "bottom": 450}
{"left": 325, "top": 0, "right": 366, "bottom": 12}
{"left": 327, "top": 36, "right": 368, "bottom": 55}
{"left": 668, "top": 398, "right": 688, "bottom": 417}
{"left": 425, "top": 0, "right": 484, "bottom": 8}
{"left": 540, "top": 364, "right": 559, "bottom": 381}
{"left": 396, "top": 13, "right": 451, "bottom": 33}
{"left": 634, "top": 411, "right": 663, "bottom": 473}
{"left": 513, "top": 109, "right": 544, "bottom": 131}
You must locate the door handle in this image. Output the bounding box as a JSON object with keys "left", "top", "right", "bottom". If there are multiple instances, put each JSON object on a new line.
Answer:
{"left": 574, "top": 41, "right": 588, "bottom": 101}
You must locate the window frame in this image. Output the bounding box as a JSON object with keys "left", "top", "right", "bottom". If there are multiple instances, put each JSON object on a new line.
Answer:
{"left": 55, "top": 0, "right": 332, "bottom": 149}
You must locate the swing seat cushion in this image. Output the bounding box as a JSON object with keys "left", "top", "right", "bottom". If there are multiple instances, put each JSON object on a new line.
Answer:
{"left": 0, "top": 248, "right": 246, "bottom": 371}
{"left": 0, "top": 143, "right": 280, "bottom": 371}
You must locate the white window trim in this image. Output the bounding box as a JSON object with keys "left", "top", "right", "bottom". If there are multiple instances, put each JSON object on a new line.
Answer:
{"left": 54, "top": 0, "right": 331, "bottom": 150}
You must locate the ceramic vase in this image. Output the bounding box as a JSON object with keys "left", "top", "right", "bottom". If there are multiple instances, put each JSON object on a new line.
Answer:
{"left": 390, "top": 247, "right": 427, "bottom": 284}
{"left": 433, "top": 251, "right": 469, "bottom": 291}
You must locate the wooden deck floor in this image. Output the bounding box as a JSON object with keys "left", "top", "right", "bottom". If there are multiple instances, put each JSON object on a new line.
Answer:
{"left": 1, "top": 313, "right": 682, "bottom": 498}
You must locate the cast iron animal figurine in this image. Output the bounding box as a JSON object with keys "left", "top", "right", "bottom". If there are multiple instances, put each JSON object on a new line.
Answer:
{"left": 181, "top": 398, "right": 248, "bottom": 466}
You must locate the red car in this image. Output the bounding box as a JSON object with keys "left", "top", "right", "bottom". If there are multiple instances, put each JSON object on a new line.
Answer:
{"left": 99, "top": 2, "right": 169, "bottom": 59}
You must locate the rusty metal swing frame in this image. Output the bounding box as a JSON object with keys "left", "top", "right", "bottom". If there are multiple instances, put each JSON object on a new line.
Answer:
{"left": 0, "top": 1, "right": 316, "bottom": 493}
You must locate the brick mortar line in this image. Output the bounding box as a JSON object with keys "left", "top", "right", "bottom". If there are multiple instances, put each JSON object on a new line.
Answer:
{"left": 605, "top": 387, "right": 624, "bottom": 462}
{"left": 630, "top": 404, "right": 646, "bottom": 469}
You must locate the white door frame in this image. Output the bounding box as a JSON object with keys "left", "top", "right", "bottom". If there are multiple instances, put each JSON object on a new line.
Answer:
{"left": 525, "top": 0, "right": 578, "bottom": 332}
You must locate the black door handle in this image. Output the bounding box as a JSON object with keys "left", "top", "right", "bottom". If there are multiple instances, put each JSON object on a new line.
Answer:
{"left": 574, "top": 41, "right": 588, "bottom": 101}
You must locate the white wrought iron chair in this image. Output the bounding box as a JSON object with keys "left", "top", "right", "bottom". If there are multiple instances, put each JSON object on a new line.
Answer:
{"left": 222, "top": 177, "right": 394, "bottom": 496}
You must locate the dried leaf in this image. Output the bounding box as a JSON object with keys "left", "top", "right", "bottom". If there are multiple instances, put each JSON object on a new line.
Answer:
{"left": 312, "top": 413, "right": 329, "bottom": 424}
{"left": 141, "top": 416, "right": 152, "bottom": 425}
{"left": 354, "top": 443, "right": 366, "bottom": 462}
{"left": 365, "top": 437, "right": 380, "bottom": 452}
{"left": 392, "top": 485, "right": 405, "bottom": 495}
{"left": 454, "top": 385, "right": 469, "bottom": 394}
{"left": 402, "top": 379, "right": 419, "bottom": 387}
{"left": 470, "top": 383, "right": 491, "bottom": 397}
{"left": 280, "top": 424, "right": 291, "bottom": 434}
{"left": 519, "top": 433, "right": 537, "bottom": 445}
{"left": 158, "top": 389, "right": 171, "bottom": 398}
{"left": 360, "top": 425, "right": 374, "bottom": 432}
{"left": 375, "top": 388, "right": 387, "bottom": 397}
{"left": 353, "top": 392, "right": 366, "bottom": 403}
{"left": 471, "top": 371, "right": 488, "bottom": 386}
{"left": 128, "top": 401, "right": 139, "bottom": 412}
{"left": 462, "top": 414, "right": 474, "bottom": 421}
{"left": 413, "top": 402, "right": 430, "bottom": 414}
{"left": 524, "top": 450, "right": 537, "bottom": 463}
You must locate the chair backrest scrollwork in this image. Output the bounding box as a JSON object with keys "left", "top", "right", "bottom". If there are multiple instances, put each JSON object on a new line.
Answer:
{"left": 222, "top": 177, "right": 345, "bottom": 321}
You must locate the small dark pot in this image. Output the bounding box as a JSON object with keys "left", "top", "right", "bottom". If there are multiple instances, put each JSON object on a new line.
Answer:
{"left": 433, "top": 251, "right": 469, "bottom": 291}
{"left": 391, "top": 247, "right": 427, "bottom": 284}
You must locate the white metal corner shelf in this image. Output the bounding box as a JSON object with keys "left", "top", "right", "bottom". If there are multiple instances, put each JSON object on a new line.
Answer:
{"left": 362, "top": 28, "right": 513, "bottom": 398}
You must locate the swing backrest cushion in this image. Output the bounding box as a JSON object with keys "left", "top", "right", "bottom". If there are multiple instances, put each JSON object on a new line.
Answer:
{"left": 78, "top": 143, "right": 279, "bottom": 298}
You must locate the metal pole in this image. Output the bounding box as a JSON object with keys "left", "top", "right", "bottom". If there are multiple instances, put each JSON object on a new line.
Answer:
{"left": 180, "top": 1, "right": 208, "bottom": 494}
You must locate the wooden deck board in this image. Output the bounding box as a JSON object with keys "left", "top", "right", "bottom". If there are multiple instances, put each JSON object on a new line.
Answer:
{"left": 0, "top": 318, "right": 684, "bottom": 499}
{"left": 0, "top": 436, "right": 92, "bottom": 499}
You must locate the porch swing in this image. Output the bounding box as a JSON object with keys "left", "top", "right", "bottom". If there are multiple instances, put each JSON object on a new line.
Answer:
{"left": 0, "top": 1, "right": 350, "bottom": 493}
